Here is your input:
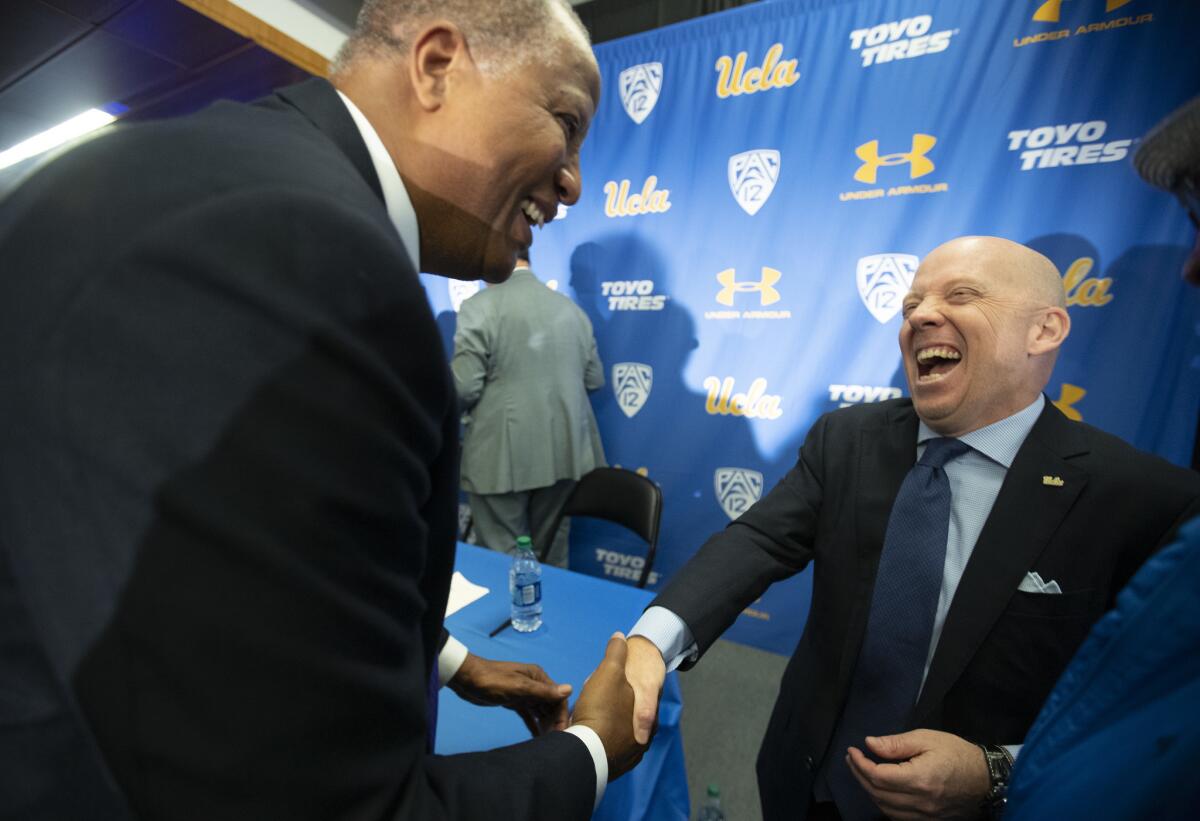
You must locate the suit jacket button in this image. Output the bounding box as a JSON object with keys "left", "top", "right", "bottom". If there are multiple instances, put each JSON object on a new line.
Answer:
{"left": 804, "top": 755, "right": 815, "bottom": 771}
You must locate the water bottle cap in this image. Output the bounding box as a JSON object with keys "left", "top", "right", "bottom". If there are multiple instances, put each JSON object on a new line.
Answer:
{"left": 516, "top": 536, "right": 533, "bottom": 548}
{"left": 707, "top": 784, "right": 719, "bottom": 797}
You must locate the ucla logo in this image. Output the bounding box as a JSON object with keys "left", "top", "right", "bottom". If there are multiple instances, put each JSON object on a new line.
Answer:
{"left": 714, "top": 467, "right": 764, "bottom": 520}
{"left": 703, "top": 376, "right": 783, "bottom": 420}
{"left": 857, "top": 253, "right": 918, "bottom": 323}
{"left": 1061, "top": 257, "right": 1114, "bottom": 306}
{"left": 716, "top": 267, "right": 781, "bottom": 306}
{"left": 1034, "top": 0, "right": 1133, "bottom": 23}
{"left": 855, "top": 134, "right": 936, "bottom": 184}
{"left": 613, "top": 362, "right": 653, "bottom": 418}
{"left": 448, "top": 279, "right": 481, "bottom": 312}
{"left": 618, "top": 62, "right": 663, "bottom": 125}
{"left": 728, "top": 149, "right": 781, "bottom": 216}
{"left": 604, "top": 176, "right": 672, "bottom": 217}
{"left": 714, "top": 43, "right": 800, "bottom": 98}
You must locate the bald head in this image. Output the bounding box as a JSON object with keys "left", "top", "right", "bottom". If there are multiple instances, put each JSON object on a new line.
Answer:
{"left": 899, "top": 235, "right": 1072, "bottom": 436}
{"left": 332, "top": 0, "right": 591, "bottom": 77}
{"left": 923, "top": 236, "right": 1066, "bottom": 310}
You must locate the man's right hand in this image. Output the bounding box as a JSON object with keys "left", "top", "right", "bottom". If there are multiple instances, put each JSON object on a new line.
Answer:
{"left": 571, "top": 632, "right": 646, "bottom": 779}
{"left": 624, "top": 635, "right": 666, "bottom": 745}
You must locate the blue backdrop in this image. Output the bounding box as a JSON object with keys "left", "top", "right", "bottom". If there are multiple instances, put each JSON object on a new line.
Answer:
{"left": 425, "top": 0, "right": 1200, "bottom": 655}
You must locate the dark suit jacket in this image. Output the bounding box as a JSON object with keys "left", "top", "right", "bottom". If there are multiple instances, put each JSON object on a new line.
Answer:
{"left": 0, "top": 78, "right": 594, "bottom": 821}
{"left": 652, "top": 398, "right": 1200, "bottom": 821}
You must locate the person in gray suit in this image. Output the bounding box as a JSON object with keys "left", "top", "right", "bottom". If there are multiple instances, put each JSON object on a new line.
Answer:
{"left": 453, "top": 248, "right": 606, "bottom": 566}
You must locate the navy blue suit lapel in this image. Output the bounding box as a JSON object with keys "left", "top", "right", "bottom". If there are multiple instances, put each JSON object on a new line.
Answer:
{"left": 914, "top": 401, "right": 1090, "bottom": 722}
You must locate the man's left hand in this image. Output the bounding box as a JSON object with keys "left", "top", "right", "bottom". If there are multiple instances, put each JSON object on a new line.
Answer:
{"left": 845, "top": 729, "right": 990, "bottom": 820}
{"left": 447, "top": 653, "right": 572, "bottom": 737}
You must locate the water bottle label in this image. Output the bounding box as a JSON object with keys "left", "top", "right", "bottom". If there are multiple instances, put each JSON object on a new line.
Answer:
{"left": 513, "top": 582, "right": 541, "bottom": 606}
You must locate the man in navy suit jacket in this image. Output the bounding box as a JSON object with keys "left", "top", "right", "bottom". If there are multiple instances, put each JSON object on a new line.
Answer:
{"left": 0, "top": 2, "right": 643, "bottom": 819}
{"left": 621, "top": 236, "right": 1200, "bottom": 820}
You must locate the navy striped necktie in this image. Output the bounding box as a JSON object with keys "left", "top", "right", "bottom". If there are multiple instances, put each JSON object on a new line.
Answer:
{"left": 824, "top": 437, "right": 971, "bottom": 820}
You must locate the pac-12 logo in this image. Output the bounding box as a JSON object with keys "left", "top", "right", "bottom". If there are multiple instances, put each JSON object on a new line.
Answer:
{"left": 715, "top": 467, "right": 764, "bottom": 520}
{"left": 613, "top": 362, "right": 653, "bottom": 418}
{"left": 448, "top": 280, "right": 481, "bottom": 312}
{"left": 857, "top": 254, "right": 918, "bottom": 323}
{"left": 855, "top": 134, "right": 936, "bottom": 183}
{"left": 728, "top": 149, "right": 781, "bottom": 215}
{"left": 618, "top": 62, "right": 663, "bottom": 124}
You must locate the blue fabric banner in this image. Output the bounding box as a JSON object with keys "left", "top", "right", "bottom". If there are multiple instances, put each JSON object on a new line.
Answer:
{"left": 425, "top": 0, "right": 1200, "bottom": 655}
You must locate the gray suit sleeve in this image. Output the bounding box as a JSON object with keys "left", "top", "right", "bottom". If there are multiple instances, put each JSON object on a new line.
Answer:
{"left": 450, "top": 296, "right": 490, "bottom": 410}
{"left": 581, "top": 314, "right": 604, "bottom": 392}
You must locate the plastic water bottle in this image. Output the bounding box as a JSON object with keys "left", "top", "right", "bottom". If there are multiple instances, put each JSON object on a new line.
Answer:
{"left": 696, "top": 784, "right": 725, "bottom": 821}
{"left": 509, "top": 535, "right": 542, "bottom": 632}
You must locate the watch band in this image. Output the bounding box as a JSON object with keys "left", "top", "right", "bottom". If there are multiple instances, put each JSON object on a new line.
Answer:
{"left": 978, "top": 743, "right": 1013, "bottom": 819}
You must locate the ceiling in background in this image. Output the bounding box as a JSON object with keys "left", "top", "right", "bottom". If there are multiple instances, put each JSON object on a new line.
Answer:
{"left": 0, "top": 0, "right": 308, "bottom": 190}
{"left": 0, "top": 0, "right": 757, "bottom": 192}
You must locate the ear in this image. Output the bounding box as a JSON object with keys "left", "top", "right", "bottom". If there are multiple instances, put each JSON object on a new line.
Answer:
{"left": 1028, "top": 306, "right": 1070, "bottom": 355}
{"left": 408, "top": 22, "right": 471, "bottom": 112}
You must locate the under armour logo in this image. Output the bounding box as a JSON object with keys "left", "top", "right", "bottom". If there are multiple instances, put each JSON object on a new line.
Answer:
{"left": 1052, "top": 383, "right": 1086, "bottom": 421}
{"left": 854, "top": 134, "right": 937, "bottom": 184}
{"left": 1033, "top": 0, "right": 1133, "bottom": 23}
{"left": 716, "top": 267, "right": 781, "bottom": 306}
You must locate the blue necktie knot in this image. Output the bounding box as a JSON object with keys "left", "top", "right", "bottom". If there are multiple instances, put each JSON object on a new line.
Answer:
{"left": 918, "top": 437, "right": 970, "bottom": 470}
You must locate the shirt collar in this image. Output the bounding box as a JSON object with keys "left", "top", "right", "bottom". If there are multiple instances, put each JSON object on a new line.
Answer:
{"left": 335, "top": 90, "right": 421, "bottom": 275}
{"left": 917, "top": 394, "right": 1045, "bottom": 468}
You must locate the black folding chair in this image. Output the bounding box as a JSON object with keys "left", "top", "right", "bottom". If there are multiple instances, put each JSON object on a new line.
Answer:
{"left": 544, "top": 467, "right": 663, "bottom": 588}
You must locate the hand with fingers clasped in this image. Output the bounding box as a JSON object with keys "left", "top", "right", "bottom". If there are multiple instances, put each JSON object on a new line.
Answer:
{"left": 845, "top": 729, "right": 992, "bottom": 820}
{"left": 623, "top": 635, "right": 667, "bottom": 746}
{"left": 447, "top": 652, "right": 572, "bottom": 737}
{"left": 570, "top": 632, "right": 648, "bottom": 779}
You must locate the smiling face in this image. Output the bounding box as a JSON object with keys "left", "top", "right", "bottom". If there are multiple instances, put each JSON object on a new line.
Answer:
{"left": 899, "top": 236, "right": 1070, "bottom": 436}
{"left": 405, "top": 33, "right": 600, "bottom": 282}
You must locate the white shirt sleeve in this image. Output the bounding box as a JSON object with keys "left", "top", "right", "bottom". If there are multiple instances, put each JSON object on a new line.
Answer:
{"left": 437, "top": 634, "right": 469, "bottom": 686}
{"left": 563, "top": 725, "right": 608, "bottom": 810}
{"left": 629, "top": 606, "right": 698, "bottom": 671}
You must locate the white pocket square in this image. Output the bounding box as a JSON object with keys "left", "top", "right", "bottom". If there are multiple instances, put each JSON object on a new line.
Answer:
{"left": 1018, "top": 571, "right": 1062, "bottom": 594}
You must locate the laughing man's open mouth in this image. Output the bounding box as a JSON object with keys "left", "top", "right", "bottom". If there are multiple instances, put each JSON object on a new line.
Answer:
{"left": 915, "top": 345, "right": 961, "bottom": 383}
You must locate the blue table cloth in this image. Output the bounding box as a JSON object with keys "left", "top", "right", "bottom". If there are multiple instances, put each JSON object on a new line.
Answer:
{"left": 437, "top": 543, "right": 689, "bottom": 821}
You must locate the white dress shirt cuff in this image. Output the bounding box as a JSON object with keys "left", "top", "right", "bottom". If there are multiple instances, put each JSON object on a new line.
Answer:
{"left": 1004, "top": 743, "right": 1022, "bottom": 761}
{"left": 630, "top": 606, "right": 698, "bottom": 672}
{"left": 563, "top": 725, "right": 608, "bottom": 810}
{"left": 437, "top": 634, "right": 469, "bottom": 687}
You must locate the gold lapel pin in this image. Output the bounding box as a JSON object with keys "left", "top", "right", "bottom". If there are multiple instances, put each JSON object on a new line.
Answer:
{"left": 1042, "top": 475, "right": 1064, "bottom": 487}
